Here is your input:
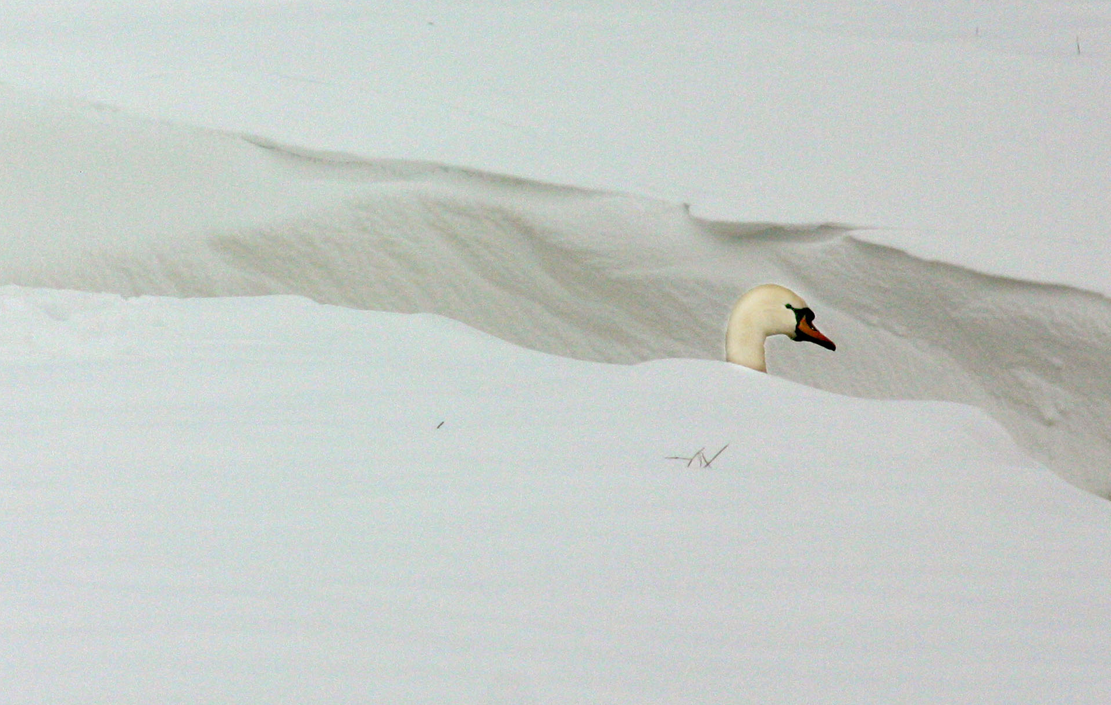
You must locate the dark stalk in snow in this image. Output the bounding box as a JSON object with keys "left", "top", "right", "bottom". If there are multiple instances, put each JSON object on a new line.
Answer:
{"left": 667, "top": 445, "right": 729, "bottom": 468}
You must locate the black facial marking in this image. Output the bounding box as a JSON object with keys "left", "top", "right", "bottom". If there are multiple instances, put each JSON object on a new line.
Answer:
{"left": 785, "top": 303, "right": 815, "bottom": 325}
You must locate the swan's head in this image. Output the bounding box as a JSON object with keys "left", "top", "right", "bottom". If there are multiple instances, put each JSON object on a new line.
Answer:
{"left": 726, "top": 284, "right": 835, "bottom": 372}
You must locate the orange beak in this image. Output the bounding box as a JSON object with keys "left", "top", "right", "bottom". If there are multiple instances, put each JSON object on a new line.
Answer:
{"left": 796, "top": 317, "right": 836, "bottom": 351}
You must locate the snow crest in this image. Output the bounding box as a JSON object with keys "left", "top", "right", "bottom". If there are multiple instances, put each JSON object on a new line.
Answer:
{"left": 4, "top": 288, "right": 1110, "bottom": 703}
{"left": 3, "top": 88, "right": 1110, "bottom": 495}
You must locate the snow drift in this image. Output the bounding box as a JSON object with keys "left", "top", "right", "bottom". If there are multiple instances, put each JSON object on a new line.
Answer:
{"left": 2, "top": 287, "right": 1110, "bottom": 704}
{"left": 4, "top": 3, "right": 1110, "bottom": 701}
{"left": 3, "top": 86, "right": 1109, "bottom": 496}
{"left": 4, "top": 0, "right": 1108, "bottom": 295}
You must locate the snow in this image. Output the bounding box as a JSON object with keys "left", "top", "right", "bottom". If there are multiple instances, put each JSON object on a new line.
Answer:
{"left": 2, "top": 85, "right": 1109, "bottom": 496}
{"left": 1, "top": 0, "right": 1110, "bottom": 701}
{"left": 3, "top": 288, "right": 1111, "bottom": 704}
{"left": 1, "top": 0, "right": 1108, "bottom": 290}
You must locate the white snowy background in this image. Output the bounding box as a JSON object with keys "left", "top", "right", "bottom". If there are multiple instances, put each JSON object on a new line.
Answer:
{"left": 1, "top": 1, "right": 1110, "bottom": 703}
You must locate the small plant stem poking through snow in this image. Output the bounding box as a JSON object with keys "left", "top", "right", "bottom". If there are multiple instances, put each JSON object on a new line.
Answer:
{"left": 703, "top": 444, "right": 729, "bottom": 466}
{"left": 436, "top": 421, "right": 444, "bottom": 429}
{"left": 667, "top": 445, "right": 729, "bottom": 468}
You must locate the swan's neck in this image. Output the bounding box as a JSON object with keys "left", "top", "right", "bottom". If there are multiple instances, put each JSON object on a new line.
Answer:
{"left": 725, "top": 323, "right": 768, "bottom": 373}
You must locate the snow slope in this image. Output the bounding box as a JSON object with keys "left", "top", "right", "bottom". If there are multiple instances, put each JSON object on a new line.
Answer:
{"left": 3, "top": 86, "right": 1109, "bottom": 497}
{"left": 2, "top": 3, "right": 1110, "bottom": 700}
{"left": 2, "top": 287, "right": 1110, "bottom": 704}
{"left": 1, "top": 0, "right": 1108, "bottom": 293}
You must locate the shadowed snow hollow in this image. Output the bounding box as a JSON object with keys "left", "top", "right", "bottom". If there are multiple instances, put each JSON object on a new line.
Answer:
{"left": 3, "top": 88, "right": 1110, "bottom": 496}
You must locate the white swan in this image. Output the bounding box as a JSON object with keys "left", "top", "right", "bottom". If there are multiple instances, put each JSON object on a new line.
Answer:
{"left": 726, "top": 284, "right": 836, "bottom": 372}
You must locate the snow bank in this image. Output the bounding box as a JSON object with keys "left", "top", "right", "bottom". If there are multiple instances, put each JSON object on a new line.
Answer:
{"left": 1, "top": 287, "right": 1110, "bottom": 703}
{"left": 1, "top": 0, "right": 1108, "bottom": 293}
{"left": 3, "top": 87, "right": 1109, "bottom": 496}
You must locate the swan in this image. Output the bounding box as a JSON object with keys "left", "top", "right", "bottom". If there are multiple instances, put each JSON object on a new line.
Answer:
{"left": 726, "top": 284, "right": 836, "bottom": 372}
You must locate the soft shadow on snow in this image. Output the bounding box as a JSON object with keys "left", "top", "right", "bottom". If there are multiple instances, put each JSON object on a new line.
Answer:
{"left": 1, "top": 0, "right": 1108, "bottom": 293}
{"left": 1, "top": 288, "right": 1110, "bottom": 703}
{"left": 2, "top": 87, "right": 1109, "bottom": 496}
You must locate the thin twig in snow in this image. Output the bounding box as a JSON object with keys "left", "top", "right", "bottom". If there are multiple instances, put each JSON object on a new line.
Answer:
{"left": 667, "top": 445, "right": 729, "bottom": 469}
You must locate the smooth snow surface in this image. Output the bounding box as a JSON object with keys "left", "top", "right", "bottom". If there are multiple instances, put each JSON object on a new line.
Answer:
{"left": 2, "top": 85, "right": 1110, "bottom": 496}
{"left": 1, "top": 0, "right": 1108, "bottom": 292}
{"left": 2, "top": 2, "right": 1111, "bottom": 700}
{"left": 2, "top": 288, "right": 1110, "bottom": 704}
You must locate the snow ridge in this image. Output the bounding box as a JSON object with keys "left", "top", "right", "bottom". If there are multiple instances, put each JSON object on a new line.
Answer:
{"left": 3, "top": 88, "right": 1109, "bottom": 495}
{"left": 4, "top": 287, "right": 1110, "bottom": 704}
